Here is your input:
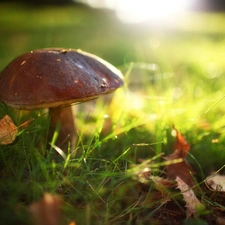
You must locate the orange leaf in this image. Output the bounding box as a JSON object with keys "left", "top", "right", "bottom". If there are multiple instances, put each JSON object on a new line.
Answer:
{"left": 172, "top": 126, "right": 190, "bottom": 157}
{"left": 0, "top": 115, "right": 18, "bottom": 145}
{"left": 165, "top": 127, "right": 194, "bottom": 187}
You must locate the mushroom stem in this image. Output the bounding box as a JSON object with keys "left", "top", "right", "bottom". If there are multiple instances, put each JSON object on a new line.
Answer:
{"left": 49, "top": 107, "right": 76, "bottom": 151}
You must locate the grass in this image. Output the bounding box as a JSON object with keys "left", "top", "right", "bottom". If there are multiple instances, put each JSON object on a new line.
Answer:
{"left": 1, "top": 2, "right": 225, "bottom": 224}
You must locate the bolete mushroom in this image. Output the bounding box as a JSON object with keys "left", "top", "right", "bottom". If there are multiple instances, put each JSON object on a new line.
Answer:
{"left": 0, "top": 48, "right": 123, "bottom": 151}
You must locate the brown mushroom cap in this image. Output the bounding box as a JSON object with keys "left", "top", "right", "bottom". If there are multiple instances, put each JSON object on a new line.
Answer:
{"left": 0, "top": 48, "right": 124, "bottom": 110}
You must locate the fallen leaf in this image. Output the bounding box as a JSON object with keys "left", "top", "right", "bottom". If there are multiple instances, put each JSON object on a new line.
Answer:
{"left": 0, "top": 115, "right": 18, "bottom": 145}
{"left": 165, "top": 126, "right": 194, "bottom": 187}
{"left": 165, "top": 150, "right": 194, "bottom": 187}
{"left": 29, "top": 193, "right": 62, "bottom": 225}
{"left": 176, "top": 176, "right": 203, "bottom": 218}
{"left": 206, "top": 173, "right": 225, "bottom": 192}
{"left": 172, "top": 125, "right": 190, "bottom": 157}
{"left": 0, "top": 115, "right": 34, "bottom": 145}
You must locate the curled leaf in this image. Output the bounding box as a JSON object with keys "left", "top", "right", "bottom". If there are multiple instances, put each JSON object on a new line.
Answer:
{"left": 176, "top": 176, "right": 203, "bottom": 218}
{"left": 0, "top": 115, "right": 18, "bottom": 145}
{"left": 172, "top": 125, "right": 190, "bottom": 157}
{"left": 206, "top": 173, "right": 225, "bottom": 192}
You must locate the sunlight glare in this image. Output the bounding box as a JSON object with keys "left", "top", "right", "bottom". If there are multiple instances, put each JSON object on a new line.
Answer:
{"left": 116, "top": 0, "right": 191, "bottom": 23}
{"left": 79, "top": 0, "right": 193, "bottom": 24}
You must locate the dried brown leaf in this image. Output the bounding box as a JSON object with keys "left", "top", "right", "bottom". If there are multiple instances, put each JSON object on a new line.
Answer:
{"left": 0, "top": 115, "right": 18, "bottom": 145}
{"left": 206, "top": 174, "right": 225, "bottom": 192}
{"left": 29, "top": 193, "right": 62, "bottom": 225}
{"left": 176, "top": 176, "right": 202, "bottom": 218}
{"left": 165, "top": 127, "right": 194, "bottom": 187}
{"left": 165, "top": 150, "right": 194, "bottom": 187}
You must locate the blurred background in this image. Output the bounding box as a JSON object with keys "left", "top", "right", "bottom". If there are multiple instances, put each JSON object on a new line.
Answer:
{"left": 1, "top": 0, "right": 225, "bottom": 71}
{"left": 1, "top": 0, "right": 225, "bottom": 171}
{"left": 1, "top": 0, "right": 225, "bottom": 116}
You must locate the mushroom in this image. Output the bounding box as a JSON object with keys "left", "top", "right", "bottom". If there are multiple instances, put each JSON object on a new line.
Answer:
{"left": 0, "top": 48, "right": 123, "bottom": 151}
